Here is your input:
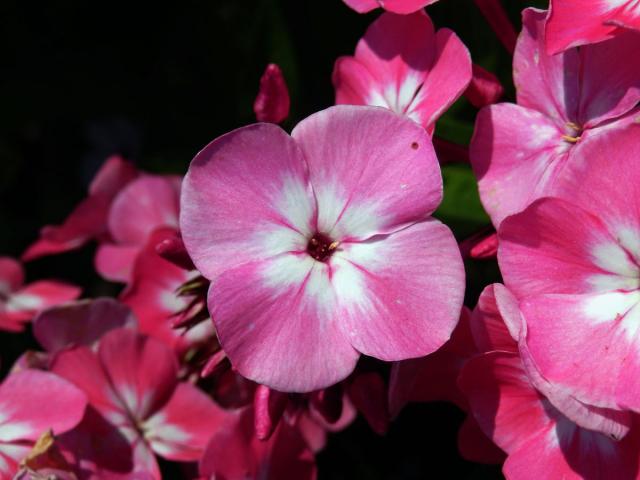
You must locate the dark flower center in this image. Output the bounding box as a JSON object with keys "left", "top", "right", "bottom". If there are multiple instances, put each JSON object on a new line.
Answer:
{"left": 307, "top": 233, "right": 339, "bottom": 262}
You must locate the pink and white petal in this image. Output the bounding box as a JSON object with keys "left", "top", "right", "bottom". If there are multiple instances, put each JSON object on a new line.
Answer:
{"left": 546, "top": 0, "right": 632, "bottom": 54}
{"left": 144, "top": 383, "right": 226, "bottom": 461}
{"left": 0, "top": 258, "right": 23, "bottom": 293}
{"left": 458, "top": 351, "right": 551, "bottom": 454}
{"left": 336, "top": 219, "right": 464, "bottom": 360}
{"left": 51, "top": 346, "right": 125, "bottom": 422}
{"left": 108, "top": 175, "right": 180, "bottom": 246}
{"left": 521, "top": 292, "right": 640, "bottom": 409}
{"left": 470, "top": 103, "right": 570, "bottom": 227}
{"left": 94, "top": 244, "right": 140, "bottom": 283}
{"left": 408, "top": 28, "right": 472, "bottom": 130}
{"left": 181, "top": 123, "right": 314, "bottom": 281}
{"left": 333, "top": 56, "right": 383, "bottom": 107}
{"left": 470, "top": 284, "right": 518, "bottom": 353}
{"left": 88, "top": 155, "right": 138, "bottom": 197}
{"left": 342, "top": 0, "right": 379, "bottom": 13}
{"left": 13, "top": 281, "right": 81, "bottom": 313}
{"left": 0, "top": 370, "right": 87, "bottom": 442}
{"left": 39, "top": 194, "right": 111, "bottom": 246}
{"left": 353, "top": 12, "right": 435, "bottom": 108}
{"left": 504, "top": 415, "right": 640, "bottom": 480}
{"left": 98, "top": 329, "right": 179, "bottom": 421}
{"left": 577, "top": 31, "right": 640, "bottom": 127}
{"left": 33, "top": 298, "right": 135, "bottom": 353}
{"left": 515, "top": 8, "right": 580, "bottom": 124}
{"left": 209, "top": 255, "right": 360, "bottom": 392}
{"left": 292, "top": 105, "right": 442, "bottom": 239}
{"left": 498, "top": 197, "right": 621, "bottom": 298}
{"left": 0, "top": 443, "right": 31, "bottom": 479}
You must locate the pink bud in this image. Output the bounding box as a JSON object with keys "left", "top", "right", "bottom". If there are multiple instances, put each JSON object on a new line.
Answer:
{"left": 253, "top": 64, "right": 290, "bottom": 124}
{"left": 464, "top": 64, "right": 504, "bottom": 108}
{"left": 254, "top": 385, "right": 289, "bottom": 441}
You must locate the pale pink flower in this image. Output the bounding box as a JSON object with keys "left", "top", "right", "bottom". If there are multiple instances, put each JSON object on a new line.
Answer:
{"left": 546, "top": 0, "right": 640, "bottom": 54}
{"left": 180, "top": 105, "right": 465, "bottom": 392}
{"left": 333, "top": 11, "right": 471, "bottom": 134}
{"left": 0, "top": 257, "right": 80, "bottom": 332}
{"left": 470, "top": 8, "right": 640, "bottom": 227}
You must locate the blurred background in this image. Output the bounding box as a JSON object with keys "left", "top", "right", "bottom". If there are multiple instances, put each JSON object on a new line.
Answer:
{"left": 0, "top": 0, "right": 544, "bottom": 477}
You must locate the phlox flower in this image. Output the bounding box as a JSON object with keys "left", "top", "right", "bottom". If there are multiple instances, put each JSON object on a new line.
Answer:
{"left": 470, "top": 7, "right": 640, "bottom": 227}
{"left": 180, "top": 105, "right": 465, "bottom": 392}
{"left": 0, "top": 370, "right": 87, "bottom": 479}
{"left": 0, "top": 257, "right": 80, "bottom": 332}
{"left": 460, "top": 284, "right": 640, "bottom": 479}
{"left": 498, "top": 124, "right": 640, "bottom": 414}
{"left": 546, "top": 0, "right": 640, "bottom": 54}
{"left": 332, "top": 11, "right": 471, "bottom": 134}
{"left": 51, "top": 328, "right": 226, "bottom": 479}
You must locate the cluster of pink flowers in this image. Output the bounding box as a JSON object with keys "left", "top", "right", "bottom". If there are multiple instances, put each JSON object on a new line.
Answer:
{"left": 3, "top": 0, "right": 640, "bottom": 478}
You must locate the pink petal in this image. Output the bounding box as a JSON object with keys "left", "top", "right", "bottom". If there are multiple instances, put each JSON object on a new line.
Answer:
{"left": 470, "top": 103, "right": 570, "bottom": 227}
{"left": 0, "top": 257, "right": 23, "bottom": 293}
{"left": 341, "top": 0, "right": 379, "bottom": 13}
{"left": 498, "top": 197, "right": 617, "bottom": 299}
{"left": 292, "top": 105, "right": 442, "bottom": 239}
{"left": 88, "top": 155, "right": 138, "bottom": 196}
{"left": 108, "top": 175, "right": 180, "bottom": 247}
{"left": 180, "top": 122, "right": 316, "bottom": 281}
{"left": 253, "top": 63, "right": 290, "bottom": 123}
{"left": 457, "top": 415, "right": 505, "bottom": 464}
{"left": 336, "top": 219, "right": 464, "bottom": 360}
{"left": 209, "top": 257, "right": 359, "bottom": 392}
{"left": 0, "top": 370, "right": 87, "bottom": 442}
{"left": 253, "top": 385, "right": 289, "bottom": 441}
{"left": 94, "top": 244, "right": 140, "bottom": 283}
{"left": 98, "top": 329, "right": 179, "bottom": 421}
{"left": 546, "top": 0, "right": 640, "bottom": 54}
{"left": 408, "top": 28, "right": 472, "bottom": 129}
{"left": 33, "top": 298, "right": 135, "bottom": 353}
{"left": 144, "top": 383, "right": 227, "bottom": 462}
{"left": 0, "top": 444, "right": 31, "bottom": 479}
{"left": 347, "top": 372, "right": 389, "bottom": 435}
{"left": 379, "top": 0, "right": 436, "bottom": 13}
{"left": 458, "top": 351, "right": 552, "bottom": 454}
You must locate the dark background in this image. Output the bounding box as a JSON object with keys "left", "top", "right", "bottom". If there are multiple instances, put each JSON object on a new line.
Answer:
{"left": 0, "top": 0, "right": 544, "bottom": 477}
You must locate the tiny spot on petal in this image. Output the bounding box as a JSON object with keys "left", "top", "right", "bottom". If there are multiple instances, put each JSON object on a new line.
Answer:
{"left": 411, "top": 142, "right": 419, "bottom": 150}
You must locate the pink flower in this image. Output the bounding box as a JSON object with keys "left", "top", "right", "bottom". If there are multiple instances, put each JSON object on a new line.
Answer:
{"left": 253, "top": 64, "right": 290, "bottom": 124}
{"left": 498, "top": 124, "right": 640, "bottom": 413}
{"left": 470, "top": 8, "right": 640, "bottom": 227}
{"left": 459, "top": 284, "right": 640, "bottom": 479}
{"left": 199, "top": 407, "right": 317, "bottom": 480}
{"left": 95, "top": 175, "right": 181, "bottom": 283}
{"left": 342, "top": 0, "right": 436, "bottom": 14}
{"left": 546, "top": 0, "right": 640, "bottom": 54}
{"left": 120, "top": 228, "right": 213, "bottom": 355}
{"left": 0, "top": 370, "right": 87, "bottom": 479}
{"left": 51, "top": 328, "right": 226, "bottom": 479}
{"left": 22, "top": 156, "right": 137, "bottom": 261}
{"left": 332, "top": 12, "right": 471, "bottom": 134}
{"left": 0, "top": 257, "right": 80, "bottom": 332}
{"left": 180, "top": 105, "right": 464, "bottom": 392}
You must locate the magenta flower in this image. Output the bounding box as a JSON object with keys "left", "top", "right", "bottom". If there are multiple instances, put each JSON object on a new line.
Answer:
{"left": 342, "top": 0, "right": 436, "bottom": 14}
{"left": 51, "top": 328, "right": 226, "bottom": 479}
{"left": 546, "top": 0, "right": 640, "bottom": 54}
{"left": 460, "top": 284, "right": 640, "bottom": 479}
{"left": 95, "top": 175, "right": 181, "bottom": 283}
{"left": 0, "top": 257, "right": 80, "bottom": 332}
{"left": 0, "top": 370, "right": 87, "bottom": 479}
{"left": 332, "top": 11, "right": 471, "bottom": 134}
{"left": 470, "top": 7, "right": 640, "bottom": 227}
{"left": 498, "top": 125, "right": 640, "bottom": 413}
{"left": 180, "top": 105, "right": 464, "bottom": 392}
